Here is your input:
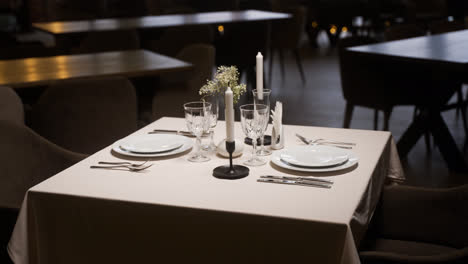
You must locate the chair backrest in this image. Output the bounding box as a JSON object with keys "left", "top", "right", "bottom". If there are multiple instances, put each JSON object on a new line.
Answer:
{"left": 384, "top": 23, "right": 426, "bottom": 41}
{"left": 0, "top": 86, "right": 24, "bottom": 125}
{"left": 78, "top": 30, "right": 140, "bottom": 53}
{"left": 429, "top": 19, "right": 466, "bottom": 35}
{"left": 338, "top": 36, "right": 451, "bottom": 109}
{"left": 145, "top": 25, "right": 214, "bottom": 57}
{"left": 405, "top": 0, "right": 447, "bottom": 21}
{"left": 153, "top": 44, "right": 215, "bottom": 120}
{"left": 0, "top": 120, "right": 86, "bottom": 209}
{"left": 270, "top": 5, "right": 307, "bottom": 49}
{"left": 338, "top": 36, "right": 387, "bottom": 108}
{"left": 31, "top": 77, "right": 138, "bottom": 154}
{"left": 379, "top": 184, "right": 468, "bottom": 249}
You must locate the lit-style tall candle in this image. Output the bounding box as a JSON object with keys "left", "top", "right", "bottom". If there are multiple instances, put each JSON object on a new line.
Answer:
{"left": 256, "top": 52, "right": 264, "bottom": 100}
{"left": 225, "top": 87, "right": 235, "bottom": 142}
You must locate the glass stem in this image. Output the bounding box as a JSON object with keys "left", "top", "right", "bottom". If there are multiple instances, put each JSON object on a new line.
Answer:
{"left": 259, "top": 136, "right": 265, "bottom": 152}
{"left": 210, "top": 129, "right": 214, "bottom": 145}
{"left": 195, "top": 136, "right": 202, "bottom": 157}
{"left": 252, "top": 138, "right": 257, "bottom": 160}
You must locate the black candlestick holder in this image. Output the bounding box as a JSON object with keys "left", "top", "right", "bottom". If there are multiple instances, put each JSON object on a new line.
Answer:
{"left": 213, "top": 141, "right": 249, "bottom": 180}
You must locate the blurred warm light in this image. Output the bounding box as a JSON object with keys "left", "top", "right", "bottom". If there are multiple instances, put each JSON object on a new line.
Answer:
{"left": 311, "top": 21, "right": 318, "bottom": 28}
{"left": 55, "top": 56, "right": 67, "bottom": 64}
{"left": 330, "top": 25, "right": 337, "bottom": 35}
{"left": 342, "top": 26, "right": 348, "bottom": 33}
{"left": 56, "top": 69, "right": 70, "bottom": 79}
{"left": 385, "top": 21, "right": 391, "bottom": 27}
{"left": 218, "top": 25, "right": 224, "bottom": 33}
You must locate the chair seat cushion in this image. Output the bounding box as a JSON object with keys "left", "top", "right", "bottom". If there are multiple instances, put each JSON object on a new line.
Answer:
{"left": 371, "top": 238, "right": 456, "bottom": 256}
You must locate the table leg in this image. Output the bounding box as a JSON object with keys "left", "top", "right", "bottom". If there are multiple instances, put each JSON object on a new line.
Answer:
{"left": 397, "top": 110, "right": 429, "bottom": 158}
{"left": 397, "top": 109, "right": 468, "bottom": 172}
{"left": 429, "top": 112, "right": 468, "bottom": 172}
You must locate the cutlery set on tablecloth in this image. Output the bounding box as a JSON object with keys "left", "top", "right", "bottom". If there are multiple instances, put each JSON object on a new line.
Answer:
{"left": 91, "top": 130, "right": 358, "bottom": 185}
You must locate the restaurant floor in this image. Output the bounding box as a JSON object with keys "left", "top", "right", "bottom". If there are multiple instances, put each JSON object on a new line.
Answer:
{"left": 265, "top": 33, "right": 468, "bottom": 188}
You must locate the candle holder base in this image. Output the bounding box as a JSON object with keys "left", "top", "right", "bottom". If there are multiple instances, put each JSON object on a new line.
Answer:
{"left": 213, "top": 140, "right": 249, "bottom": 180}
{"left": 213, "top": 165, "right": 249, "bottom": 180}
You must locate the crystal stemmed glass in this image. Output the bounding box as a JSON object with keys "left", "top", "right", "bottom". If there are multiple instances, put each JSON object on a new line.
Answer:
{"left": 205, "top": 95, "right": 219, "bottom": 152}
{"left": 184, "top": 101, "right": 212, "bottom": 162}
{"left": 253, "top": 89, "right": 272, "bottom": 156}
{"left": 240, "top": 104, "right": 269, "bottom": 166}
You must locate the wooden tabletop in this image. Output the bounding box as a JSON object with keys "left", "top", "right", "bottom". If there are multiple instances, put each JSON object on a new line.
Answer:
{"left": 347, "top": 29, "right": 468, "bottom": 66}
{"left": 0, "top": 49, "right": 192, "bottom": 88}
{"left": 33, "top": 10, "right": 292, "bottom": 35}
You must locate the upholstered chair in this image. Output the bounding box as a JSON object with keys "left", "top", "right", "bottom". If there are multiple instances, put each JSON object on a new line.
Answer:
{"left": 31, "top": 77, "right": 138, "bottom": 154}
{"left": 77, "top": 30, "right": 140, "bottom": 53}
{"left": 152, "top": 44, "right": 215, "bottom": 120}
{"left": 360, "top": 184, "right": 468, "bottom": 264}
{"left": 269, "top": 5, "right": 307, "bottom": 83}
{"left": 0, "top": 120, "right": 86, "bottom": 264}
{"left": 0, "top": 87, "right": 24, "bottom": 125}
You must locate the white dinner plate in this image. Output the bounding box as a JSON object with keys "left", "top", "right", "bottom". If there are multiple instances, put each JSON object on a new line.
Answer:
{"left": 119, "top": 134, "right": 184, "bottom": 153}
{"left": 272, "top": 147, "right": 358, "bottom": 172}
{"left": 280, "top": 145, "right": 349, "bottom": 167}
{"left": 112, "top": 134, "right": 193, "bottom": 157}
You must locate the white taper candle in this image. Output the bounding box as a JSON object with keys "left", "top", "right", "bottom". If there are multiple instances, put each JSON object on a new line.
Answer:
{"left": 225, "top": 87, "right": 235, "bottom": 142}
{"left": 256, "top": 52, "right": 264, "bottom": 100}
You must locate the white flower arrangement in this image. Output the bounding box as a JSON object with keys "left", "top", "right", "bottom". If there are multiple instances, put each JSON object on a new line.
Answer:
{"left": 199, "top": 66, "right": 247, "bottom": 104}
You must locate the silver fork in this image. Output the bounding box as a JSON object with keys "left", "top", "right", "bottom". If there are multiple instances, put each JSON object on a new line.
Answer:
{"left": 98, "top": 161, "right": 148, "bottom": 167}
{"left": 90, "top": 164, "right": 153, "bottom": 171}
{"left": 295, "top": 134, "right": 354, "bottom": 149}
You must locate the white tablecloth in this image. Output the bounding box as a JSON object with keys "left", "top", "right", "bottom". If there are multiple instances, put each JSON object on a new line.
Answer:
{"left": 9, "top": 117, "right": 404, "bottom": 264}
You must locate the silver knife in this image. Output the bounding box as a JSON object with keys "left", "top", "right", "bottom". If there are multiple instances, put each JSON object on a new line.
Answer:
{"left": 148, "top": 129, "right": 209, "bottom": 137}
{"left": 261, "top": 175, "right": 333, "bottom": 185}
{"left": 257, "top": 178, "right": 332, "bottom": 188}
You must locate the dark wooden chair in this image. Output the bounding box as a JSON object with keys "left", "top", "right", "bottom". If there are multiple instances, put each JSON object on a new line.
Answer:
{"left": 360, "top": 184, "right": 468, "bottom": 264}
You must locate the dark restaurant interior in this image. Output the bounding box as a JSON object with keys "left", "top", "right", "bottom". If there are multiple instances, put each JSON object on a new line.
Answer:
{"left": 1, "top": 0, "right": 468, "bottom": 263}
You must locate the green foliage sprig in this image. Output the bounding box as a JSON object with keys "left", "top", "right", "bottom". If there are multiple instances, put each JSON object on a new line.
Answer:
{"left": 199, "top": 66, "right": 246, "bottom": 104}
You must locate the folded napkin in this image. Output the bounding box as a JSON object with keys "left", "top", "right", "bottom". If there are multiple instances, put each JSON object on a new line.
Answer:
{"left": 271, "top": 101, "right": 284, "bottom": 149}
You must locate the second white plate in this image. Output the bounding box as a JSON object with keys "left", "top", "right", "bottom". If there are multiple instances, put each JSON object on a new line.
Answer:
{"left": 280, "top": 145, "right": 349, "bottom": 167}
{"left": 272, "top": 147, "right": 358, "bottom": 172}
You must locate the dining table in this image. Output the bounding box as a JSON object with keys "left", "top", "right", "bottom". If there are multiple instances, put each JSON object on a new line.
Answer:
{"left": 8, "top": 117, "right": 404, "bottom": 264}
{"left": 0, "top": 49, "right": 192, "bottom": 89}
{"left": 32, "top": 10, "right": 291, "bottom": 36}
{"left": 345, "top": 29, "right": 468, "bottom": 172}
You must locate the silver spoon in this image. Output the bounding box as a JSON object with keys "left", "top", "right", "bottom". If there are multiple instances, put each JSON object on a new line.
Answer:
{"left": 90, "top": 164, "right": 153, "bottom": 171}
{"left": 98, "top": 160, "right": 148, "bottom": 167}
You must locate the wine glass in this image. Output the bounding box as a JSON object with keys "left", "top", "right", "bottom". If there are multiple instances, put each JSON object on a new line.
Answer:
{"left": 184, "top": 101, "right": 212, "bottom": 162}
{"left": 240, "top": 104, "right": 269, "bottom": 166}
{"left": 253, "top": 89, "right": 272, "bottom": 156}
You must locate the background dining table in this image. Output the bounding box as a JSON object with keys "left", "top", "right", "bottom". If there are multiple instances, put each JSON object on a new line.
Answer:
{"left": 0, "top": 49, "right": 192, "bottom": 89}
{"left": 8, "top": 117, "right": 404, "bottom": 264}
{"left": 345, "top": 29, "right": 468, "bottom": 172}
{"left": 32, "top": 10, "right": 292, "bottom": 36}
